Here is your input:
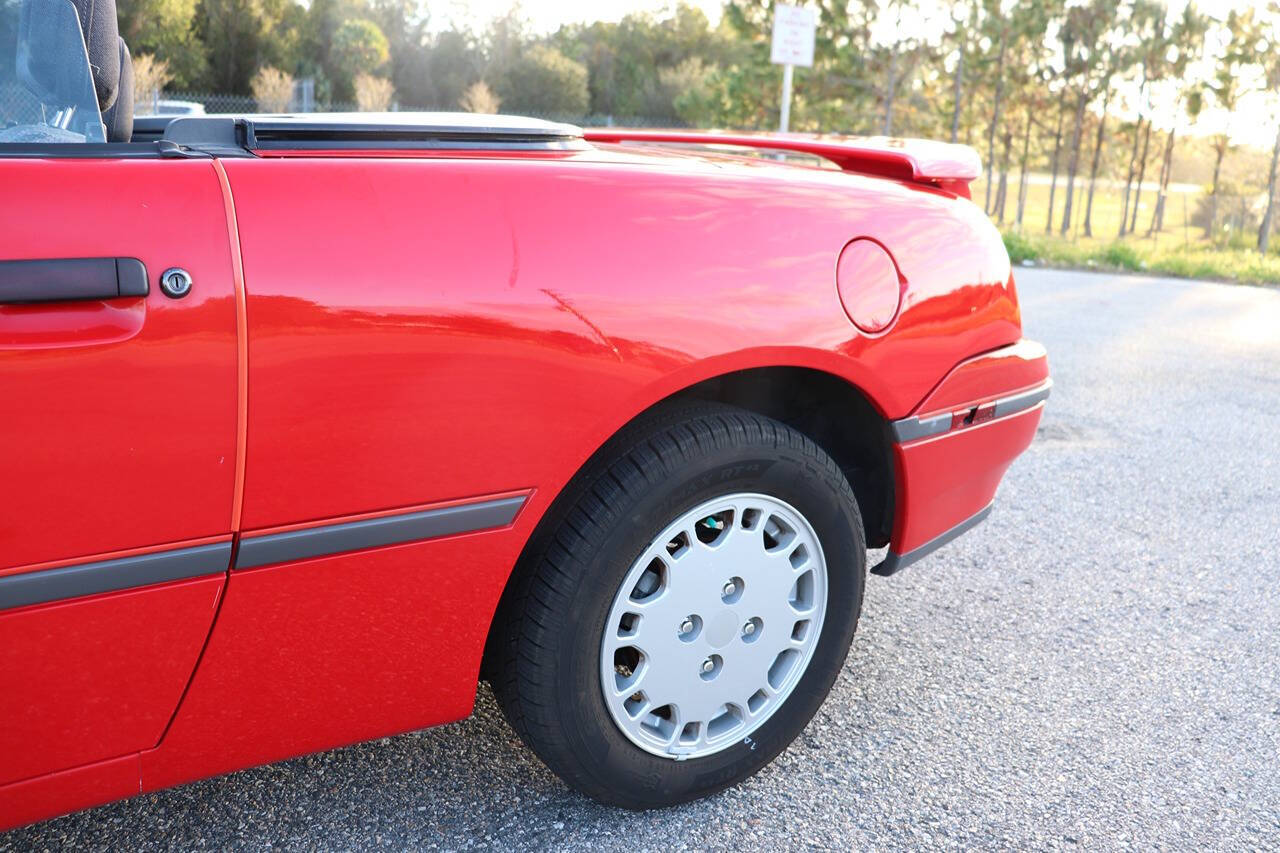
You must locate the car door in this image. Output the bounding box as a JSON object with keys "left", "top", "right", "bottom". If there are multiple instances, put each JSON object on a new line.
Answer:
{"left": 0, "top": 156, "right": 239, "bottom": 786}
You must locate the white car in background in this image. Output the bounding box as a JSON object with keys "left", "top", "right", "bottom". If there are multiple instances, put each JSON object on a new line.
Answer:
{"left": 136, "top": 98, "right": 205, "bottom": 117}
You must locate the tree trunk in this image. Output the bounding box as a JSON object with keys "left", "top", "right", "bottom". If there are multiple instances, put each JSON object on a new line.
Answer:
{"left": 1259, "top": 123, "right": 1280, "bottom": 255}
{"left": 1016, "top": 106, "right": 1033, "bottom": 226}
{"left": 950, "top": 46, "right": 963, "bottom": 144}
{"left": 1045, "top": 92, "right": 1066, "bottom": 235}
{"left": 995, "top": 129, "right": 1013, "bottom": 222}
{"left": 1082, "top": 88, "right": 1111, "bottom": 238}
{"left": 883, "top": 48, "right": 897, "bottom": 136}
{"left": 984, "top": 29, "right": 1008, "bottom": 214}
{"left": 1147, "top": 126, "right": 1176, "bottom": 236}
{"left": 1119, "top": 117, "right": 1144, "bottom": 236}
{"left": 1060, "top": 89, "right": 1089, "bottom": 236}
{"left": 1206, "top": 138, "right": 1227, "bottom": 240}
{"left": 1128, "top": 120, "right": 1152, "bottom": 236}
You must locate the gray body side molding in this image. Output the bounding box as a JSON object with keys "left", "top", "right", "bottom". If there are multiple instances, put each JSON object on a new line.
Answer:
{"left": 872, "top": 502, "right": 993, "bottom": 577}
{"left": 0, "top": 542, "right": 232, "bottom": 612}
{"left": 234, "top": 495, "right": 527, "bottom": 570}
{"left": 890, "top": 378, "right": 1052, "bottom": 444}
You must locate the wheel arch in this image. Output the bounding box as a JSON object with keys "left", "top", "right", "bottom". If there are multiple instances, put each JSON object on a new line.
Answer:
{"left": 481, "top": 364, "right": 895, "bottom": 679}
{"left": 664, "top": 366, "right": 895, "bottom": 549}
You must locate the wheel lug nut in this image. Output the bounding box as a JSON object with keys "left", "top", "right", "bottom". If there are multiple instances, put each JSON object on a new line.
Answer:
{"left": 701, "top": 657, "right": 715, "bottom": 673}
{"left": 722, "top": 582, "right": 736, "bottom": 598}
{"left": 679, "top": 618, "right": 694, "bottom": 635}
{"left": 742, "top": 621, "right": 756, "bottom": 636}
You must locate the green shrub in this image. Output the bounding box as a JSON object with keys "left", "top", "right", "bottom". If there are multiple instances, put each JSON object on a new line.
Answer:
{"left": 1101, "top": 243, "right": 1143, "bottom": 271}
{"left": 1003, "top": 231, "right": 1039, "bottom": 263}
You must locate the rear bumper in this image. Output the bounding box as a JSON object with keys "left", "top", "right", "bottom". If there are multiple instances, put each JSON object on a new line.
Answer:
{"left": 874, "top": 340, "right": 1049, "bottom": 576}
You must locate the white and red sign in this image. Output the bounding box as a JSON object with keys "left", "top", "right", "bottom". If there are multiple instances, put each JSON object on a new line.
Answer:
{"left": 770, "top": 4, "right": 816, "bottom": 68}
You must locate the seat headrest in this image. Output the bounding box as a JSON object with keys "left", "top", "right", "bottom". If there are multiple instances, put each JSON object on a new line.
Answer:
{"left": 71, "top": 0, "right": 121, "bottom": 112}
{"left": 102, "top": 37, "right": 132, "bottom": 142}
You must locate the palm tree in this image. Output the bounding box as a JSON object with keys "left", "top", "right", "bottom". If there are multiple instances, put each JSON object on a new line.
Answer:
{"left": 1059, "top": 0, "right": 1119, "bottom": 237}
{"left": 1146, "top": 3, "right": 1207, "bottom": 237}
{"left": 1119, "top": 1, "right": 1168, "bottom": 237}
{"left": 1083, "top": 5, "right": 1139, "bottom": 237}
{"left": 1202, "top": 10, "right": 1253, "bottom": 240}
{"left": 1254, "top": 4, "right": 1280, "bottom": 254}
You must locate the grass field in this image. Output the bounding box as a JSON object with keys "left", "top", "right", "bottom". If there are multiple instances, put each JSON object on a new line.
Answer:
{"left": 970, "top": 175, "right": 1280, "bottom": 286}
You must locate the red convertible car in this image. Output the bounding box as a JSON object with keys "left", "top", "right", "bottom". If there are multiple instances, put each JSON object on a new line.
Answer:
{"left": 0, "top": 0, "right": 1049, "bottom": 830}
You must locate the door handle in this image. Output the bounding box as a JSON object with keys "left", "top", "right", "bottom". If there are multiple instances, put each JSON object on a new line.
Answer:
{"left": 0, "top": 258, "right": 149, "bottom": 304}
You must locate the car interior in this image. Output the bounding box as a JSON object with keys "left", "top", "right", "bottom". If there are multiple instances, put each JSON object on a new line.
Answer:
{"left": 0, "top": 0, "right": 132, "bottom": 143}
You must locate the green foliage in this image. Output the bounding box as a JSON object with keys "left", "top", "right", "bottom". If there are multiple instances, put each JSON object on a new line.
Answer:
{"left": 1002, "top": 232, "right": 1039, "bottom": 265}
{"left": 1003, "top": 232, "right": 1280, "bottom": 286}
{"left": 117, "top": 0, "right": 206, "bottom": 87}
{"left": 663, "top": 58, "right": 715, "bottom": 125}
{"left": 552, "top": 4, "right": 731, "bottom": 121}
{"left": 194, "top": 0, "right": 292, "bottom": 93}
{"left": 394, "top": 30, "right": 484, "bottom": 109}
{"left": 330, "top": 19, "right": 390, "bottom": 99}
{"left": 1101, "top": 243, "right": 1143, "bottom": 271}
{"left": 108, "top": 0, "right": 1280, "bottom": 259}
{"left": 492, "top": 45, "right": 589, "bottom": 116}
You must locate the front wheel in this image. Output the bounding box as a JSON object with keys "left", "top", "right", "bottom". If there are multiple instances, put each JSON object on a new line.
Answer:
{"left": 490, "top": 404, "right": 866, "bottom": 808}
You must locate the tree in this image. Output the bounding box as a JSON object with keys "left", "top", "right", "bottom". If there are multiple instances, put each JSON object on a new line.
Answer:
{"left": 332, "top": 19, "right": 390, "bottom": 101}
{"left": 1059, "top": 0, "right": 1118, "bottom": 236}
{"left": 1014, "top": 106, "right": 1036, "bottom": 226}
{"left": 700, "top": 0, "right": 884, "bottom": 132}
{"left": 367, "top": 0, "right": 432, "bottom": 106}
{"left": 196, "top": 0, "right": 289, "bottom": 93}
{"left": 982, "top": 2, "right": 1009, "bottom": 214}
{"left": 946, "top": 2, "right": 977, "bottom": 143}
{"left": 493, "top": 45, "right": 590, "bottom": 116}
{"left": 875, "top": 0, "right": 927, "bottom": 136}
{"left": 1118, "top": 117, "right": 1145, "bottom": 237}
{"left": 1259, "top": 124, "right": 1280, "bottom": 253}
{"left": 1127, "top": 118, "right": 1153, "bottom": 235}
{"left": 1146, "top": 3, "right": 1207, "bottom": 236}
{"left": 662, "top": 58, "right": 715, "bottom": 125}
{"left": 1045, "top": 88, "right": 1066, "bottom": 235}
{"left": 396, "top": 30, "right": 486, "bottom": 109}
{"left": 1202, "top": 10, "right": 1254, "bottom": 240}
{"left": 1082, "top": 3, "right": 1138, "bottom": 237}
{"left": 117, "top": 0, "right": 206, "bottom": 87}
{"left": 1004, "top": 3, "right": 1058, "bottom": 228}
{"left": 552, "top": 4, "right": 730, "bottom": 121}
{"left": 1118, "top": 0, "right": 1168, "bottom": 237}
{"left": 1250, "top": 3, "right": 1280, "bottom": 253}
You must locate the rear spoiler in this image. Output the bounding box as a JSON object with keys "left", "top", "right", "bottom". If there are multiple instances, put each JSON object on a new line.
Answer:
{"left": 583, "top": 129, "right": 983, "bottom": 198}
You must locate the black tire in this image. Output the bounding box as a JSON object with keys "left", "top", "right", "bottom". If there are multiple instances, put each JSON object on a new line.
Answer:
{"left": 489, "top": 403, "right": 866, "bottom": 809}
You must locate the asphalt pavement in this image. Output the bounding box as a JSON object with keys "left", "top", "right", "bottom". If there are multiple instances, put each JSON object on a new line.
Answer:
{"left": 5, "top": 268, "right": 1279, "bottom": 850}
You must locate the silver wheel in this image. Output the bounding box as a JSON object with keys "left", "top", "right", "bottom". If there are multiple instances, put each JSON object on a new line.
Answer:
{"left": 600, "top": 492, "right": 829, "bottom": 760}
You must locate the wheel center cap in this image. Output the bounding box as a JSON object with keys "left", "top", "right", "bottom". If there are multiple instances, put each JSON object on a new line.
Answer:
{"left": 706, "top": 610, "right": 739, "bottom": 649}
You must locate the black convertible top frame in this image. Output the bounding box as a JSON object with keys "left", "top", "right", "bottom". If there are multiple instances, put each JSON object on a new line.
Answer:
{"left": 153, "top": 113, "right": 588, "bottom": 156}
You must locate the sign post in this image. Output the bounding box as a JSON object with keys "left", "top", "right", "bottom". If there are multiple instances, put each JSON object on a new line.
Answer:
{"left": 770, "top": 4, "right": 816, "bottom": 133}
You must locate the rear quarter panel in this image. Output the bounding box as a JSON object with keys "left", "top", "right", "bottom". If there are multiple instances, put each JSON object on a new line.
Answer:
{"left": 223, "top": 153, "right": 1018, "bottom": 534}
